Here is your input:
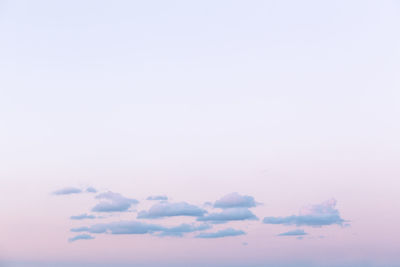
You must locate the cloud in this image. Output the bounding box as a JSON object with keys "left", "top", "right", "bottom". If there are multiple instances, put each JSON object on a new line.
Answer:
{"left": 158, "top": 223, "right": 211, "bottom": 237}
{"left": 263, "top": 199, "right": 346, "bottom": 227}
{"left": 92, "top": 191, "right": 139, "bottom": 212}
{"left": 196, "top": 228, "right": 245, "bottom": 238}
{"left": 86, "top": 187, "right": 97, "bottom": 193}
{"left": 197, "top": 208, "right": 258, "bottom": 223}
{"left": 214, "top": 193, "right": 257, "bottom": 209}
{"left": 70, "top": 214, "right": 96, "bottom": 220}
{"left": 70, "top": 221, "right": 210, "bottom": 237}
{"left": 137, "top": 202, "right": 207, "bottom": 219}
{"left": 53, "top": 187, "right": 82, "bottom": 195}
{"left": 278, "top": 229, "right": 307, "bottom": 236}
{"left": 147, "top": 195, "right": 168, "bottom": 201}
{"left": 68, "top": 234, "right": 94, "bottom": 242}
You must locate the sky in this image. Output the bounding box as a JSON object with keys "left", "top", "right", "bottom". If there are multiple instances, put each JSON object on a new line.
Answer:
{"left": 0, "top": 0, "right": 400, "bottom": 266}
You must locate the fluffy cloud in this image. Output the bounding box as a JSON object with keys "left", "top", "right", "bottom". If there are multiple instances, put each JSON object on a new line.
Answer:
{"left": 68, "top": 234, "right": 94, "bottom": 242}
{"left": 147, "top": 195, "right": 168, "bottom": 201}
{"left": 263, "top": 199, "right": 346, "bottom": 227}
{"left": 53, "top": 187, "right": 82, "bottom": 195}
{"left": 137, "top": 202, "right": 206, "bottom": 219}
{"left": 71, "top": 221, "right": 211, "bottom": 237}
{"left": 70, "top": 214, "right": 96, "bottom": 220}
{"left": 278, "top": 229, "right": 307, "bottom": 236}
{"left": 196, "top": 228, "right": 245, "bottom": 238}
{"left": 214, "top": 193, "right": 257, "bottom": 209}
{"left": 92, "top": 191, "right": 139, "bottom": 212}
{"left": 197, "top": 208, "right": 258, "bottom": 223}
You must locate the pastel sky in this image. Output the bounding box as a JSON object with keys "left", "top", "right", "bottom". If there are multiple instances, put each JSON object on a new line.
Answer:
{"left": 1, "top": 1, "right": 400, "bottom": 267}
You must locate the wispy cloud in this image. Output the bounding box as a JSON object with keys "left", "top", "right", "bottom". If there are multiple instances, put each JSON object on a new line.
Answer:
{"left": 137, "top": 202, "right": 206, "bottom": 219}
{"left": 197, "top": 208, "right": 258, "bottom": 223}
{"left": 263, "top": 199, "right": 346, "bottom": 227}
{"left": 53, "top": 187, "right": 82, "bottom": 195}
{"left": 147, "top": 195, "right": 168, "bottom": 201}
{"left": 68, "top": 234, "right": 95, "bottom": 242}
{"left": 196, "top": 228, "right": 245, "bottom": 238}
{"left": 214, "top": 193, "right": 257, "bottom": 209}
{"left": 278, "top": 229, "right": 307, "bottom": 236}
{"left": 70, "top": 213, "right": 96, "bottom": 220}
{"left": 92, "top": 191, "right": 139, "bottom": 212}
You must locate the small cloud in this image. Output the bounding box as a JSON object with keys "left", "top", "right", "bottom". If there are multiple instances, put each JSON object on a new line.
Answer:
{"left": 92, "top": 191, "right": 139, "bottom": 212}
{"left": 242, "top": 242, "right": 248, "bottom": 246}
{"left": 158, "top": 223, "right": 211, "bottom": 237}
{"left": 278, "top": 229, "right": 307, "bottom": 236}
{"left": 197, "top": 208, "right": 258, "bottom": 223}
{"left": 147, "top": 195, "right": 168, "bottom": 201}
{"left": 297, "top": 236, "right": 304, "bottom": 240}
{"left": 70, "top": 214, "right": 96, "bottom": 220}
{"left": 214, "top": 193, "right": 257, "bottom": 209}
{"left": 86, "top": 187, "right": 97, "bottom": 193}
{"left": 263, "top": 199, "right": 346, "bottom": 227}
{"left": 196, "top": 228, "right": 245, "bottom": 239}
{"left": 137, "top": 202, "right": 207, "bottom": 219}
{"left": 68, "top": 234, "right": 94, "bottom": 242}
{"left": 52, "top": 187, "right": 82, "bottom": 195}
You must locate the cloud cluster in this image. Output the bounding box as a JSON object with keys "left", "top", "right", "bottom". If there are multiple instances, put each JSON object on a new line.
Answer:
{"left": 214, "top": 193, "right": 257, "bottom": 209}
{"left": 263, "top": 199, "right": 346, "bottom": 227}
{"left": 92, "top": 191, "right": 139, "bottom": 212}
{"left": 55, "top": 187, "right": 348, "bottom": 242}
{"left": 197, "top": 208, "right": 258, "bottom": 223}
{"left": 196, "top": 228, "right": 245, "bottom": 238}
{"left": 138, "top": 202, "right": 206, "bottom": 219}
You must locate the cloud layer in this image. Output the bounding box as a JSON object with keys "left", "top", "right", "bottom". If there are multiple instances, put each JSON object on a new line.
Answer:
{"left": 263, "top": 199, "right": 346, "bottom": 227}
{"left": 71, "top": 221, "right": 211, "bottom": 238}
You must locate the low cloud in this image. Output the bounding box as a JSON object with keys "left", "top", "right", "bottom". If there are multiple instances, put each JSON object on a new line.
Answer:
{"left": 278, "top": 229, "right": 307, "bottom": 236}
{"left": 147, "top": 195, "right": 168, "bottom": 201}
{"left": 68, "top": 234, "right": 94, "bottom": 242}
{"left": 70, "top": 214, "right": 96, "bottom": 220}
{"left": 214, "top": 193, "right": 257, "bottom": 209}
{"left": 137, "top": 202, "right": 206, "bottom": 219}
{"left": 196, "top": 228, "right": 245, "bottom": 238}
{"left": 92, "top": 191, "right": 139, "bottom": 212}
{"left": 53, "top": 187, "right": 82, "bottom": 195}
{"left": 263, "top": 199, "right": 346, "bottom": 227}
{"left": 197, "top": 208, "right": 258, "bottom": 223}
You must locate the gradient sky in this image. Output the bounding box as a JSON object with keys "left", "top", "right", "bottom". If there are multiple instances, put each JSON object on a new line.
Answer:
{"left": 1, "top": 1, "right": 400, "bottom": 267}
